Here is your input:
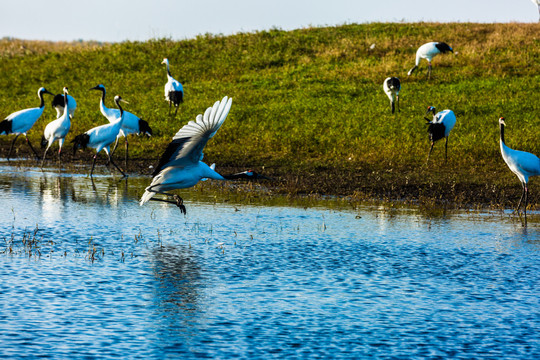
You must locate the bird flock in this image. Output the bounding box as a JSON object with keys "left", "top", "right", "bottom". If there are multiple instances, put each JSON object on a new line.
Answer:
{"left": 1, "top": 45, "right": 539, "bottom": 216}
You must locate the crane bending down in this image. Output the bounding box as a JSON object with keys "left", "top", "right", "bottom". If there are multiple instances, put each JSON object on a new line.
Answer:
{"left": 408, "top": 42, "right": 453, "bottom": 79}
{"left": 383, "top": 77, "right": 401, "bottom": 114}
{"left": 71, "top": 95, "right": 128, "bottom": 178}
{"left": 41, "top": 87, "right": 72, "bottom": 167}
{"left": 140, "top": 96, "right": 268, "bottom": 214}
{"left": 89, "top": 84, "right": 152, "bottom": 168}
{"left": 51, "top": 91, "right": 77, "bottom": 119}
{"left": 499, "top": 117, "right": 540, "bottom": 215}
{"left": 424, "top": 106, "right": 456, "bottom": 163}
{"left": 162, "top": 58, "right": 184, "bottom": 116}
{"left": 0, "top": 87, "right": 54, "bottom": 161}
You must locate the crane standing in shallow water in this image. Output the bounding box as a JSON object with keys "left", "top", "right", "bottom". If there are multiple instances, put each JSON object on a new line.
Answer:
{"left": 161, "top": 58, "right": 184, "bottom": 116}
{"left": 499, "top": 117, "right": 540, "bottom": 215}
{"left": 71, "top": 95, "right": 128, "bottom": 178}
{"left": 41, "top": 87, "right": 72, "bottom": 167}
{"left": 140, "top": 96, "right": 268, "bottom": 214}
{"left": 0, "top": 87, "right": 54, "bottom": 161}
{"left": 51, "top": 90, "right": 77, "bottom": 119}
{"left": 408, "top": 42, "right": 453, "bottom": 79}
{"left": 424, "top": 106, "right": 457, "bottom": 164}
{"left": 89, "top": 84, "right": 152, "bottom": 169}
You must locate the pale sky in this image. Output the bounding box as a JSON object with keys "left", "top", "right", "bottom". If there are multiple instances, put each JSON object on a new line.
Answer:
{"left": 0, "top": 0, "right": 538, "bottom": 43}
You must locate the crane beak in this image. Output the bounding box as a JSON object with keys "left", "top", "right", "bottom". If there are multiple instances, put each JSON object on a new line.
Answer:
{"left": 89, "top": 85, "right": 100, "bottom": 90}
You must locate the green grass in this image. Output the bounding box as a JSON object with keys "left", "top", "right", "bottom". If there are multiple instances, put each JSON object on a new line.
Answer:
{"left": 0, "top": 22, "right": 539, "bottom": 208}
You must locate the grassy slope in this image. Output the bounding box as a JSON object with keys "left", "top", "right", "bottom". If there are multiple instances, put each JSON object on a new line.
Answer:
{"left": 0, "top": 23, "right": 539, "bottom": 208}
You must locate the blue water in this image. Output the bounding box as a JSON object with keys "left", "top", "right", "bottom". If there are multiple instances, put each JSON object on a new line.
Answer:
{"left": 0, "top": 165, "right": 539, "bottom": 359}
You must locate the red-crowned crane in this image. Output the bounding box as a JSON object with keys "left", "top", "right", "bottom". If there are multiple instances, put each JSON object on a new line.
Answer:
{"left": 383, "top": 77, "right": 401, "bottom": 114}
{"left": 139, "top": 96, "right": 268, "bottom": 214}
{"left": 499, "top": 117, "right": 540, "bottom": 215}
{"left": 51, "top": 90, "right": 77, "bottom": 119}
{"left": 41, "top": 87, "right": 72, "bottom": 167}
{"left": 424, "top": 106, "right": 457, "bottom": 163}
{"left": 161, "top": 58, "right": 184, "bottom": 116}
{"left": 71, "top": 95, "right": 127, "bottom": 178}
{"left": 0, "top": 87, "right": 54, "bottom": 161}
{"left": 89, "top": 84, "right": 152, "bottom": 168}
{"left": 408, "top": 42, "right": 453, "bottom": 79}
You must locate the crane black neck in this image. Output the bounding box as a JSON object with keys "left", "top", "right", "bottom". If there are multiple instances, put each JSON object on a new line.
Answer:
{"left": 39, "top": 91, "right": 46, "bottom": 108}
{"left": 499, "top": 122, "right": 505, "bottom": 144}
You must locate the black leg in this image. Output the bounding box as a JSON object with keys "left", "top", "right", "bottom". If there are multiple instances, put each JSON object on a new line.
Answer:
{"left": 391, "top": 101, "right": 395, "bottom": 114}
{"left": 149, "top": 194, "right": 186, "bottom": 214}
{"left": 445, "top": 137, "right": 449, "bottom": 163}
{"left": 426, "top": 142, "right": 435, "bottom": 164}
{"left": 25, "top": 135, "right": 40, "bottom": 160}
{"left": 90, "top": 154, "right": 98, "bottom": 178}
{"left": 41, "top": 146, "right": 49, "bottom": 168}
{"left": 108, "top": 155, "right": 126, "bottom": 177}
{"left": 111, "top": 137, "right": 119, "bottom": 158}
{"left": 516, "top": 182, "right": 526, "bottom": 214}
{"left": 397, "top": 95, "right": 400, "bottom": 112}
{"left": 428, "top": 63, "right": 432, "bottom": 79}
{"left": 7, "top": 134, "right": 20, "bottom": 161}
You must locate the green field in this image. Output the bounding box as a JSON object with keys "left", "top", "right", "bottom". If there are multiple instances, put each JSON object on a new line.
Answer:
{"left": 0, "top": 23, "right": 539, "bottom": 209}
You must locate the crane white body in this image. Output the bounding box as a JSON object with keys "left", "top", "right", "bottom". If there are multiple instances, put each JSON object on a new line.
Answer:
{"left": 42, "top": 88, "right": 71, "bottom": 165}
{"left": 162, "top": 58, "right": 184, "bottom": 116}
{"left": 140, "top": 96, "right": 232, "bottom": 209}
{"left": 425, "top": 107, "right": 456, "bottom": 163}
{"left": 0, "top": 87, "right": 54, "bottom": 160}
{"left": 499, "top": 117, "right": 540, "bottom": 214}
{"left": 383, "top": 77, "right": 400, "bottom": 114}
{"left": 533, "top": 0, "right": 540, "bottom": 21}
{"left": 72, "top": 95, "right": 127, "bottom": 177}
{"left": 52, "top": 93, "right": 77, "bottom": 119}
{"left": 408, "top": 42, "right": 453, "bottom": 78}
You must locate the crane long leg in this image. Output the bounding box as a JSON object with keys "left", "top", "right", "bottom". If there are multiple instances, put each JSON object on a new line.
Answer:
{"left": 108, "top": 155, "right": 126, "bottom": 177}
{"left": 397, "top": 95, "right": 400, "bottom": 112}
{"left": 426, "top": 142, "right": 435, "bottom": 164}
{"left": 124, "top": 138, "right": 128, "bottom": 169}
{"left": 174, "top": 104, "right": 179, "bottom": 116}
{"left": 148, "top": 192, "right": 186, "bottom": 214}
{"left": 391, "top": 101, "right": 395, "bottom": 114}
{"left": 90, "top": 154, "right": 98, "bottom": 178}
{"left": 445, "top": 137, "right": 449, "bottom": 163}
{"left": 111, "top": 137, "right": 120, "bottom": 158}
{"left": 7, "top": 134, "right": 21, "bottom": 161}
{"left": 25, "top": 135, "right": 40, "bottom": 160}
{"left": 168, "top": 101, "right": 172, "bottom": 115}
{"left": 516, "top": 182, "right": 526, "bottom": 214}
{"left": 41, "top": 146, "right": 50, "bottom": 168}
{"left": 427, "top": 63, "right": 432, "bottom": 79}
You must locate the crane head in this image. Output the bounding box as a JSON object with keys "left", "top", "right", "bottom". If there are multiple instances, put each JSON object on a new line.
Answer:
{"left": 38, "top": 87, "right": 55, "bottom": 97}
{"left": 499, "top": 117, "right": 506, "bottom": 126}
{"left": 425, "top": 106, "right": 436, "bottom": 116}
{"left": 89, "top": 84, "right": 105, "bottom": 92}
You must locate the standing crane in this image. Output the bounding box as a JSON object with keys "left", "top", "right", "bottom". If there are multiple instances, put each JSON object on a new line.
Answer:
{"left": 408, "top": 42, "right": 453, "bottom": 79}
{"left": 532, "top": 0, "right": 540, "bottom": 22}
{"left": 51, "top": 90, "right": 77, "bottom": 119}
{"left": 89, "top": 84, "right": 152, "bottom": 168}
{"left": 41, "top": 87, "right": 72, "bottom": 167}
{"left": 0, "top": 87, "right": 54, "bottom": 161}
{"left": 71, "top": 95, "right": 128, "bottom": 178}
{"left": 499, "top": 117, "right": 540, "bottom": 215}
{"left": 424, "top": 106, "right": 457, "bottom": 163}
{"left": 383, "top": 77, "right": 401, "bottom": 114}
{"left": 161, "top": 58, "right": 184, "bottom": 116}
{"left": 140, "top": 96, "right": 268, "bottom": 214}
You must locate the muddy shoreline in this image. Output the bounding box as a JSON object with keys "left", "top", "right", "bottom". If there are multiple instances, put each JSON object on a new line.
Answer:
{"left": 2, "top": 142, "right": 537, "bottom": 212}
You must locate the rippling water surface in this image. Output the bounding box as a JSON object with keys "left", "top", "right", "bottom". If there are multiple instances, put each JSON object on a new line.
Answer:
{"left": 0, "top": 165, "right": 539, "bottom": 359}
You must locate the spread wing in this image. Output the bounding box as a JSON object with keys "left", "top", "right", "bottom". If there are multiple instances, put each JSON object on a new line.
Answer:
{"left": 152, "top": 96, "right": 232, "bottom": 176}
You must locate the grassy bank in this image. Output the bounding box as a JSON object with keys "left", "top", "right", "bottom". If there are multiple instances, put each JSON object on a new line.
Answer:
{"left": 0, "top": 23, "right": 539, "bottom": 209}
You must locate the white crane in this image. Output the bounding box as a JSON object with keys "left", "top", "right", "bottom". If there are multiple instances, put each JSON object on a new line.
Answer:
{"left": 424, "top": 106, "right": 457, "bottom": 163}
{"left": 41, "top": 87, "right": 72, "bottom": 167}
{"left": 71, "top": 95, "right": 127, "bottom": 178}
{"left": 533, "top": 0, "right": 540, "bottom": 22}
{"left": 140, "top": 96, "right": 267, "bottom": 214}
{"left": 51, "top": 90, "right": 77, "bottom": 119}
{"left": 0, "top": 87, "right": 54, "bottom": 161}
{"left": 161, "top": 58, "right": 184, "bottom": 116}
{"left": 408, "top": 42, "right": 453, "bottom": 79}
{"left": 89, "top": 84, "right": 152, "bottom": 168}
{"left": 499, "top": 117, "right": 540, "bottom": 215}
{"left": 383, "top": 77, "right": 401, "bottom": 114}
